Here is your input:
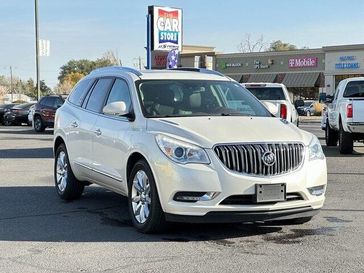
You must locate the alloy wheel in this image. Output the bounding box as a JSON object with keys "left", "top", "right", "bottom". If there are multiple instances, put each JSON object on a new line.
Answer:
{"left": 56, "top": 151, "right": 68, "bottom": 193}
{"left": 131, "top": 170, "right": 151, "bottom": 224}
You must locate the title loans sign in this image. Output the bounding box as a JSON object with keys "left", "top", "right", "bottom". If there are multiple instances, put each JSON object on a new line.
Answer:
{"left": 151, "top": 6, "right": 182, "bottom": 51}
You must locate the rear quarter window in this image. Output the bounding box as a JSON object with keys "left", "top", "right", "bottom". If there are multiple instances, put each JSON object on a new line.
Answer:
{"left": 68, "top": 78, "right": 94, "bottom": 106}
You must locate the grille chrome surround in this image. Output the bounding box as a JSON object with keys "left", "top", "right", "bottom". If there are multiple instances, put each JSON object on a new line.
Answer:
{"left": 214, "top": 143, "right": 305, "bottom": 176}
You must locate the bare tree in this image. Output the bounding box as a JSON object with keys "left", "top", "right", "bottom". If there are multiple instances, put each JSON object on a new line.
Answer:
{"left": 102, "top": 50, "right": 122, "bottom": 66}
{"left": 237, "top": 33, "right": 267, "bottom": 53}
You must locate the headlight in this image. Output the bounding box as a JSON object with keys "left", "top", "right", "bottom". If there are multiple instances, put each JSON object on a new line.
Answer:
{"left": 155, "top": 134, "right": 210, "bottom": 164}
{"left": 308, "top": 135, "right": 325, "bottom": 161}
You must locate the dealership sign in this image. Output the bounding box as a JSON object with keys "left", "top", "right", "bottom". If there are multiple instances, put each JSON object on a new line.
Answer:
{"left": 288, "top": 57, "right": 318, "bottom": 68}
{"left": 150, "top": 6, "right": 182, "bottom": 51}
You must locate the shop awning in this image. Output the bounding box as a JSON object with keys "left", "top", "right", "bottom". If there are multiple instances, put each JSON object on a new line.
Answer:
{"left": 282, "top": 72, "right": 320, "bottom": 87}
{"left": 225, "top": 74, "right": 242, "bottom": 82}
{"left": 247, "top": 73, "right": 277, "bottom": 83}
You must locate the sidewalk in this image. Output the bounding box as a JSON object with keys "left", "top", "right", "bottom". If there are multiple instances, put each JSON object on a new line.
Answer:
{"left": 299, "top": 115, "right": 322, "bottom": 123}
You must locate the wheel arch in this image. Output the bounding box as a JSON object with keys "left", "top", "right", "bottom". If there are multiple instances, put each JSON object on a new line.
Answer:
{"left": 54, "top": 136, "right": 65, "bottom": 156}
{"left": 126, "top": 152, "right": 148, "bottom": 183}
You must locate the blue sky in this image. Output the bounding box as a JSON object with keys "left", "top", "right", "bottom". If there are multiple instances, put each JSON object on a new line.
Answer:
{"left": 1, "top": 0, "right": 364, "bottom": 88}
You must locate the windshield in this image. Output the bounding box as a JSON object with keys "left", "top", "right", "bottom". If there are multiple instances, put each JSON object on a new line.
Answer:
{"left": 136, "top": 80, "right": 271, "bottom": 118}
{"left": 343, "top": 81, "right": 364, "bottom": 98}
{"left": 245, "top": 87, "right": 286, "bottom": 101}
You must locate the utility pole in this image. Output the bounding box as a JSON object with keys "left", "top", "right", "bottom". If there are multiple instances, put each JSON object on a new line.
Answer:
{"left": 34, "top": 0, "right": 40, "bottom": 100}
{"left": 10, "top": 66, "right": 13, "bottom": 102}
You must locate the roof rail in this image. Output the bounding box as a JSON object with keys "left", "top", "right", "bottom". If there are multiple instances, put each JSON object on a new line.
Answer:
{"left": 170, "top": 67, "right": 226, "bottom": 78}
{"left": 90, "top": 66, "right": 142, "bottom": 77}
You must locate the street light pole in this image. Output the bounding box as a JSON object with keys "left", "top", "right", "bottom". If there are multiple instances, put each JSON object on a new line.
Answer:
{"left": 34, "top": 0, "right": 40, "bottom": 100}
{"left": 9, "top": 66, "right": 14, "bottom": 102}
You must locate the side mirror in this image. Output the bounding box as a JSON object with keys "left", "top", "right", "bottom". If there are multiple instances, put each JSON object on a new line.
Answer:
{"left": 325, "top": 95, "right": 334, "bottom": 104}
{"left": 261, "top": 101, "right": 278, "bottom": 116}
{"left": 294, "top": 99, "right": 304, "bottom": 108}
{"left": 103, "top": 101, "right": 128, "bottom": 116}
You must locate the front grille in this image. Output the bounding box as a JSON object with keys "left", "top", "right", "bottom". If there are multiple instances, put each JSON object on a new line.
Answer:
{"left": 214, "top": 143, "right": 305, "bottom": 176}
{"left": 220, "top": 193, "right": 304, "bottom": 205}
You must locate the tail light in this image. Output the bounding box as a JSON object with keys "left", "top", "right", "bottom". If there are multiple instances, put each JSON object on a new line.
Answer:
{"left": 280, "top": 104, "right": 287, "bottom": 120}
{"left": 346, "top": 104, "right": 353, "bottom": 118}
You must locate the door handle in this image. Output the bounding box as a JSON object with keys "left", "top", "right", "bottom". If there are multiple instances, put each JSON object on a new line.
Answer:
{"left": 71, "top": 121, "right": 78, "bottom": 128}
{"left": 94, "top": 128, "right": 102, "bottom": 136}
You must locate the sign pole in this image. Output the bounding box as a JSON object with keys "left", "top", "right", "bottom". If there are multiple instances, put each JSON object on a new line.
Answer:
{"left": 34, "top": 0, "right": 40, "bottom": 100}
{"left": 146, "top": 14, "right": 152, "bottom": 70}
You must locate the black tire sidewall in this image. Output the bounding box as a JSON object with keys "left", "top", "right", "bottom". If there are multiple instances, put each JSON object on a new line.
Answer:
{"left": 339, "top": 123, "right": 353, "bottom": 154}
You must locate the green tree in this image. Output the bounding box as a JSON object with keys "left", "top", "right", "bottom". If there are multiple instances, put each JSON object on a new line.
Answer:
{"left": 58, "top": 51, "right": 121, "bottom": 84}
{"left": 268, "top": 40, "right": 297, "bottom": 51}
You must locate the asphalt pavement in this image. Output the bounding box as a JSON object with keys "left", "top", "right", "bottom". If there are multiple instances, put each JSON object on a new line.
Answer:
{"left": 0, "top": 123, "right": 363, "bottom": 273}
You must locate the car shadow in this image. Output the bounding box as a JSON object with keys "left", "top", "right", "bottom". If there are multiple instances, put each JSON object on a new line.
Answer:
{"left": 0, "top": 186, "right": 282, "bottom": 243}
{"left": 322, "top": 146, "right": 364, "bottom": 157}
{"left": 0, "top": 127, "right": 53, "bottom": 135}
{"left": 0, "top": 147, "right": 53, "bottom": 158}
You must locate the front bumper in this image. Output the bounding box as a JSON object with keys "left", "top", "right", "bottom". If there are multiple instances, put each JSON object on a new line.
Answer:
{"left": 148, "top": 144, "right": 327, "bottom": 219}
{"left": 166, "top": 207, "right": 319, "bottom": 223}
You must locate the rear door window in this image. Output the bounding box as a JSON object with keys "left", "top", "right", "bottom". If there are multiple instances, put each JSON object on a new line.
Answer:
{"left": 85, "top": 78, "right": 114, "bottom": 113}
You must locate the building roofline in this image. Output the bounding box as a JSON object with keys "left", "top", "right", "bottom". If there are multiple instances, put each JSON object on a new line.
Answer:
{"left": 216, "top": 48, "right": 323, "bottom": 58}
{"left": 323, "top": 43, "right": 364, "bottom": 52}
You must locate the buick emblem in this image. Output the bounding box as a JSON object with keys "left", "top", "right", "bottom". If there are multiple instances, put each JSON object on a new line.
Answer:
{"left": 262, "top": 151, "right": 276, "bottom": 166}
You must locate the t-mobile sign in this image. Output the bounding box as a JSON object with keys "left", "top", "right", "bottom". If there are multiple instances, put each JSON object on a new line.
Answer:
{"left": 288, "top": 57, "right": 318, "bottom": 68}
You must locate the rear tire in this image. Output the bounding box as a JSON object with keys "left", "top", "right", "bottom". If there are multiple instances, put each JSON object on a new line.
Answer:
{"left": 128, "top": 159, "right": 166, "bottom": 233}
{"left": 34, "top": 115, "right": 45, "bottom": 132}
{"left": 339, "top": 122, "right": 353, "bottom": 154}
{"left": 325, "top": 120, "right": 338, "bottom": 146}
{"left": 54, "top": 143, "right": 84, "bottom": 200}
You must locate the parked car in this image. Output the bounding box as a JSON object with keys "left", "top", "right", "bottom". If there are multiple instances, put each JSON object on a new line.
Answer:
{"left": 3, "top": 102, "right": 35, "bottom": 126}
{"left": 33, "top": 95, "right": 66, "bottom": 132}
{"left": 28, "top": 104, "right": 35, "bottom": 126}
{"left": 322, "top": 77, "right": 364, "bottom": 154}
{"left": 297, "top": 100, "right": 315, "bottom": 116}
{"left": 241, "top": 83, "right": 299, "bottom": 126}
{"left": 54, "top": 67, "right": 327, "bottom": 233}
{"left": 0, "top": 103, "right": 18, "bottom": 125}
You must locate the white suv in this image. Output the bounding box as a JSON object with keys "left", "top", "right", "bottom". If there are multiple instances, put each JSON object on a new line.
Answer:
{"left": 54, "top": 67, "right": 327, "bottom": 233}
{"left": 241, "top": 83, "right": 299, "bottom": 126}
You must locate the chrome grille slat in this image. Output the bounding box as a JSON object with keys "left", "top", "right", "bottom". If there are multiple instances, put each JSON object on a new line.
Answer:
{"left": 214, "top": 143, "right": 305, "bottom": 177}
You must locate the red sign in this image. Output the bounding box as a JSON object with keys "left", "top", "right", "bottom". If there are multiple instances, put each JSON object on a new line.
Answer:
{"left": 288, "top": 57, "right": 318, "bottom": 68}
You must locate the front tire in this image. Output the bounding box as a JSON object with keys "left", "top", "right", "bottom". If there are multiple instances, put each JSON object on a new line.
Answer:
{"left": 128, "top": 159, "right": 165, "bottom": 233}
{"left": 54, "top": 143, "right": 84, "bottom": 200}
{"left": 3, "top": 119, "right": 12, "bottom": 126}
{"left": 339, "top": 122, "right": 353, "bottom": 154}
{"left": 325, "top": 120, "right": 338, "bottom": 146}
{"left": 34, "top": 115, "right": 45, "bottom": 132}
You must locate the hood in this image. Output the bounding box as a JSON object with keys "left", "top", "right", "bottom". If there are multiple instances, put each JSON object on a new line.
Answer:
{"left": 147, "top": 116, "right": 313, "bottom": 149}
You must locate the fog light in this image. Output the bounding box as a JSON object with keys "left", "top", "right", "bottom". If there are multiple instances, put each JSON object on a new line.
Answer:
{"left": 173, "top": 191, "right": 218, "bottom": 202}
{"left": 308, "top": 185, "right": 326, "bottom": 196}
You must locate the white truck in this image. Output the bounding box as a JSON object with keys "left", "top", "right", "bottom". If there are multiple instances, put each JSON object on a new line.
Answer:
{"left": 241, "top": 83, "right": 300, "bottom": 126}
{"left": 323, "top": 77, "right": 364, "bottom": 154}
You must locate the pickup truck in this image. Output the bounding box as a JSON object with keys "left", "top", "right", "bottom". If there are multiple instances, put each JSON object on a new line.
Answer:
{"left": 322, "top": 77, "right": 364, "bottom": 154}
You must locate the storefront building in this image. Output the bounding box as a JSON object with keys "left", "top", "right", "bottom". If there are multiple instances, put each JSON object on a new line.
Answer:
{"left": 214, "top": 49, "right": 325, "bottom": 99}
{"left": 323, "top": 44, "right": 364, "bottom": 94}
{"left": 179, "top": 43, "right": 364, "bottom": 98}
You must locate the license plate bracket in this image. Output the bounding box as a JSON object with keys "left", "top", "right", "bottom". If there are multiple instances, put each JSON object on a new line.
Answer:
{"left": 254, "top": 183, "right": 286, "bottom": 203}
